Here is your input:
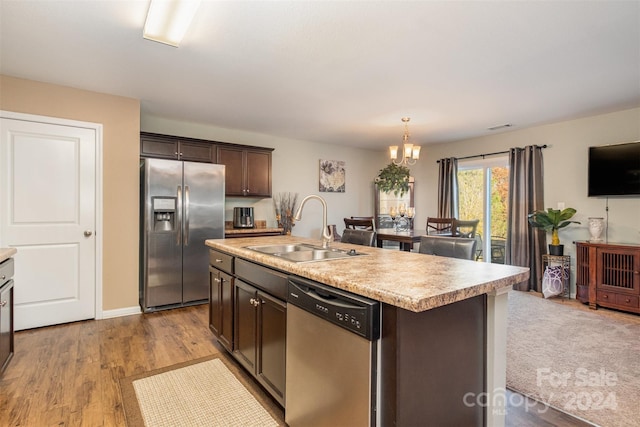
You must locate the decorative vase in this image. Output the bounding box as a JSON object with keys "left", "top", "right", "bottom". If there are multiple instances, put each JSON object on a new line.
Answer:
{"left": 549, "top": 244, "right": 564, "bottom": 256}
{"left": 588, "top": 217, "right": 604, "bottom": 242}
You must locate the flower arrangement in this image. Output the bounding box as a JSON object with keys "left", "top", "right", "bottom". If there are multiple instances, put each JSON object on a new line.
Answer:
{"left": 273, "top": 192, "right": 299, "bottom": 234}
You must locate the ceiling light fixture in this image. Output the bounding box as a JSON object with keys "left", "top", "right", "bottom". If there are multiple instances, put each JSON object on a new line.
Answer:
{"left": 389, "top": 117, "right": 421, "bottom": 166}
{"left": 143, "top": 0, "right": 201, "bottom": 47}
{"left": 487, "top": 123, "right": 513, "bottom": 131}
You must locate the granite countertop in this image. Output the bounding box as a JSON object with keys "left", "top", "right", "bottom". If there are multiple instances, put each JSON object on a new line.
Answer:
{"left": 0, "top": 248, "right": 17, "bottom": 264}
{"left": 206, "top": 235, "right": 529, "bottom": 313}
{"left": 225, "top": 227, "right": 284, "bottom": 235}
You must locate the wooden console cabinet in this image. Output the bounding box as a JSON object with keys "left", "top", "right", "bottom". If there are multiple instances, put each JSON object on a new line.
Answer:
{"left": 575, "top": 241, "right": 640, "bottom": 314}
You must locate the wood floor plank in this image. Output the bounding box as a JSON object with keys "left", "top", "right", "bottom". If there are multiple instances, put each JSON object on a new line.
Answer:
{"left": 0, "top": 303, "right": 590, "bottom": 426}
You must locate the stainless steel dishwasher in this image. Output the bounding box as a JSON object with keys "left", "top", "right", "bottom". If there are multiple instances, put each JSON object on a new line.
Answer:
{"left": 285, "top": 276, "right": 380, "bottom": 427}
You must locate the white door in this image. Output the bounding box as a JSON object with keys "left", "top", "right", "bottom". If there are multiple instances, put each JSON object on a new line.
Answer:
{"left": 0, "top": 114, "right": 100, "bottom": 330}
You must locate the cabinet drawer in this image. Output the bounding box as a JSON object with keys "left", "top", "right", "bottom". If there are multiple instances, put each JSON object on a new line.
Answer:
{"left": 596, "top": 290, "right": 616, "bottom": 305}
{"left": 209, "top": 249, "right": 233, "bottom": 274}
{"left": 235, "top": 258, "right": 287, "bottom": 300}
{"left": 0, "top": 258, "right": 14, "bottom": 282}
{"left": 615, "top": 293, "right": 639, "bottom": 309}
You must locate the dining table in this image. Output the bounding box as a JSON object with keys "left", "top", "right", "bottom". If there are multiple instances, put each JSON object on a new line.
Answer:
{"left": 375, "top": 228, "right": 419, "bottom": 251}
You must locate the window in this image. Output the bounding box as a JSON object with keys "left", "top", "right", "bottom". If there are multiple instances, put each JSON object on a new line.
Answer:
{"left": 458, "top": 156, "right": 509, "bottom": 263}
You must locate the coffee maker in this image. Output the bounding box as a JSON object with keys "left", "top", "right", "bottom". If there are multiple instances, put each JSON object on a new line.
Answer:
{"left": 233, "top": 207, "right": 254, "bottom": 228}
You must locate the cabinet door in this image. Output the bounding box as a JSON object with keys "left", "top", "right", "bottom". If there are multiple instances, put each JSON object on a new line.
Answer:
{"left": 245, "top": 150, "right": 271, "bottom": 197}
{"left": 0, "top": 281, "right": 14, "bottom": 373}
{"left": 209, "top": 267, "right": 221, "bottom": 337}
{"left": 219, "top": 270, "right": 234, "bottom": 351}
{"left": 575, "top": 242, "right": 590, "bottom": 303}
{"left": 141, "top": 134, "right": 179, "bottom": 159}
{"left": 256, "top": 290, "right": 286, "bottom": 405}
{"left": 179, "top": 141, "right": 215, "bottom": 163}
{"left": 218, "top": 147, "right": 245, "bottom": 196}
{"left": 596, "top": 248, "right": 640, "bottom": 294}
{"left": 233, "top": 280, "right": 257, "bottom": 373}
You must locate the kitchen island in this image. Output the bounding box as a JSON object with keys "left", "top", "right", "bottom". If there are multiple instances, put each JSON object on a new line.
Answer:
{"left": 206, "top": 235, "right": 529, "bottom": 426}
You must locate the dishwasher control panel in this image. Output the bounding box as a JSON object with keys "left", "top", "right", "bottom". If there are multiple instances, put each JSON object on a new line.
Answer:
{"left": 288, "top": 277, "right": 380, "bottom": 340}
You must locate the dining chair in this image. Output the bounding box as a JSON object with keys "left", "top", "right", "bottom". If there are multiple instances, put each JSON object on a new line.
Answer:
{"left": 426, "top": 217, "right": 455, "bottom": 235}
{"left": 418, "top": 235, "right": 477, "bottom": 260}
{"left": 340, "top": 229, "right": 376, "bottom": 246}
{"left": 452, "top": 219, "right": 480, "bottom": 238}
{"left": 344, "top": 217, "right": 375, "bottom": 231}
{"left": 490, "top": 237, "right": 506, "bottom": 264}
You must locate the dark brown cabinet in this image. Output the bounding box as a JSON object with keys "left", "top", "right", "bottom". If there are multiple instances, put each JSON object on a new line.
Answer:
{"left": 575, "top": 241, "right": 640, "bottom": 314}
{"left": 233, "top": 259, "right": 286, "bottom": 405}
{"left": 208, "top": 250, "right": 286, "bottom": 406}
{"left": 141, "top": 132, "right": 216, "bottom": 163}
{"left": 0, "top": 258, "right": 15, "bottom": 375}
{"left": 209, "top": 250, "right": 234, "bottom": 351}
{"left": 141, "top": 132, "right": 274, "bottom": 197}
{"left": 233, "top": 279, "right": 286, "bottom": 406}
{"left": 218, "top": 146, "right": 272, "bottom": 197}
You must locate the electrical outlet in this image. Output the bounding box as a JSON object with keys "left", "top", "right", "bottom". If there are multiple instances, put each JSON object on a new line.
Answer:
{"left": 557, "top": 202, "right": 565, "bottom": 210}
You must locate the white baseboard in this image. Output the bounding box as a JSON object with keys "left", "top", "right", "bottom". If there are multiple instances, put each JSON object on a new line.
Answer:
{"left": 102, "top": 306, "right": 142, "bottom": 319}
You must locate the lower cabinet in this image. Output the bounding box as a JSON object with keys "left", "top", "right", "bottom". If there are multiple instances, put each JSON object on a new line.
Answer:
{"left": 576, "top": 241, "right": 640, "bottom": 314}
{"left": 234, "top": 279, "right": 286, "bottom": 406}
{"left": 209, "top": 266, "right": 234, "bottom": 352}
{"left": 1, "top": 258, "right": 15, "bottom": 375}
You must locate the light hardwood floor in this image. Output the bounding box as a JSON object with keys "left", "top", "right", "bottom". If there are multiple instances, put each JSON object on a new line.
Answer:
{"left": 1, "top": 304, "right": 590, "bottom": 426}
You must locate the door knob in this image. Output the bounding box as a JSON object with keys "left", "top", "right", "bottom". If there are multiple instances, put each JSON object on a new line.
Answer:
{"left": 84, "top": 230, "right": 93, "bottom": 237}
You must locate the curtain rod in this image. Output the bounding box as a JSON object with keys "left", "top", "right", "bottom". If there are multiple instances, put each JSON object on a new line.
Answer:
{"left": 436, "top": 144, "right": 547, "bottom": 163}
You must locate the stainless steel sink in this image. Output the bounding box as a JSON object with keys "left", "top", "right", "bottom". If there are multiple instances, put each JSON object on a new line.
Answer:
{"left": 245, "top": 243, "right": 366, "bottom": 263}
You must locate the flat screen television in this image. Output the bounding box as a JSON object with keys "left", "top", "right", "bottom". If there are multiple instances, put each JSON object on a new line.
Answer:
{"left": 588, "top": 141, "right": 640, "bottom": 197}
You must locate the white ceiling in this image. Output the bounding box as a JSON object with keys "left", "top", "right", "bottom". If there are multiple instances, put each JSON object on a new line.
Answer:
{"left": 1, "top": 1, "right": 639, "bottom": 150}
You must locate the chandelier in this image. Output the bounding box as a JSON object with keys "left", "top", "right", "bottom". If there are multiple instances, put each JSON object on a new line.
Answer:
{"left": 389, "top": 117, "right": 421, "bottom": 166}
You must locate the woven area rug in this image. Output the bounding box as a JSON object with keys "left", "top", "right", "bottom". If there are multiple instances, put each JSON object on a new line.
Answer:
{"left": 507, "top": 290, "right": 640, "bottom": 427}
{"left": 120, "top": 354, "right": 285, "bottom": 427}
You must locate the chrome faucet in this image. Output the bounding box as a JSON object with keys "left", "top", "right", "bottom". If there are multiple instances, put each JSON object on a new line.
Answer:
{"left": 294, "top": 194, "right": 333, "bottom": 248}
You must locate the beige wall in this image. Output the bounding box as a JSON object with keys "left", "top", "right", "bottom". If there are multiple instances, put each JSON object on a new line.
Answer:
{"left": 409, "top": 107, "right": 640, "bottom": 266}
{"left": 141, "top": 116, "right": 387, "bottom": 239}
{"left": 2, "top": 74, "right": 638, "bottom": 309}
{"left": 0, "top": 75, "right": 140, "bottom": 311}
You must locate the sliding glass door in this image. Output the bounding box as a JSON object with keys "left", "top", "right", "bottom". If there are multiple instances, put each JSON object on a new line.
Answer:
{"left": 458, "top": 156, "right": 509, "bottom": 263}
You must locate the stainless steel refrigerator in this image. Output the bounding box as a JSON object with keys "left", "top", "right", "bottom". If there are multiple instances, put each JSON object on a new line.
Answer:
{"left": 140, "top": 158, "right": 225, "bottom": 312}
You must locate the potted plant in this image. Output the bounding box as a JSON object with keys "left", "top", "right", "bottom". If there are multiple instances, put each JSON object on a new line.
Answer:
{"left": 375, "top": 163, "right": 410, "bottom": 197}
{"left": 528, "top": 207, "right": 580, "bottom": 255}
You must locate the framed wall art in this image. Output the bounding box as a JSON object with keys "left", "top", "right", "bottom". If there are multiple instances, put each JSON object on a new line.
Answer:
{"left": 319, "top": 159, "right": 345, "bottom": 193}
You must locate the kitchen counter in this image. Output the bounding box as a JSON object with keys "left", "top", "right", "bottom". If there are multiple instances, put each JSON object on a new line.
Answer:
{"left": 206, "top": 235, "right": 529, "bottom": 312}
{"left": 0, "top": 248, "right": 17, "bottom": 264}
{"left": 206, "top": 235, "right": 528, "bottom": 426}
{"left": 224, "top": 227, "right": 283, "bottom": 238}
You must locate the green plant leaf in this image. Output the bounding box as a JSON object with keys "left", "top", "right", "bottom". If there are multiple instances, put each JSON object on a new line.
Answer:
{"left": 375, "top": 163, "right": 410, "bottom": 196}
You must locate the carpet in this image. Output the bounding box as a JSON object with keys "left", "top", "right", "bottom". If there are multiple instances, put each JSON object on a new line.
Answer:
{"left": 507, "top": 290, "right": 640, "bottom": 427}
{"left": 120, "top": 354, "right": 285, "bottom": 427}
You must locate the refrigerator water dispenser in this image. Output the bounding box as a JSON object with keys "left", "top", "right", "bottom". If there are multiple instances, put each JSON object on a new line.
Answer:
{"left": 152, "top": 197, "right": 176, "bottom": 232}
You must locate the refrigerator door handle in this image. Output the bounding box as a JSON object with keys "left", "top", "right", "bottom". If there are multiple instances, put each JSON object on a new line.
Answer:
{"left": 177, "top": 185, "right": 182, "bottom": 246}
{"left": 184, "top": 185, "right": 190, "bottom": 246}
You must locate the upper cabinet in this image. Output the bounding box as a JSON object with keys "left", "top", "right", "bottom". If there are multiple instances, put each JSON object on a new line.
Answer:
{"left": 218, "top": 146, "right": 272, "bottom": 197}
{"left": 141, "top": 132, "right": 273, "bottom": 198}
{"left": 140, "top": 132, "right": 216, "bottom": 163}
